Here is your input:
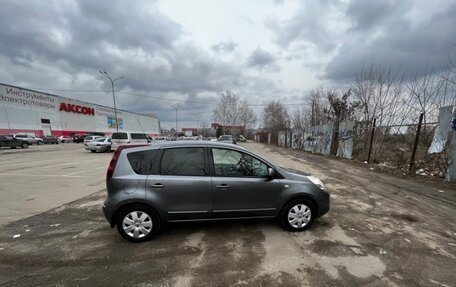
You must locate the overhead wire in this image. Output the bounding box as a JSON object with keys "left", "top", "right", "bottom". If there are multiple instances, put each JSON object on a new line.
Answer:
{"left": 27, "top": 87, "right": 309, "bottom": 107}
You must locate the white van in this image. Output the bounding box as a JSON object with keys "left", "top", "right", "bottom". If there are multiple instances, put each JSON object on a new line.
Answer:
{"left": 111, "top": 132, "right": 150, "bottom": 150}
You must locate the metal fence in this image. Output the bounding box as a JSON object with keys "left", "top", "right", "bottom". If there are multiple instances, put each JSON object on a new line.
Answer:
{"left": 274, "top": 107, "right": 456, "bottom": 179}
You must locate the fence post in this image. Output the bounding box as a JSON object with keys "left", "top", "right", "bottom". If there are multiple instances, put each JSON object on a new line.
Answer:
{"left": 409, "top": 113, "right": 424, "bottom": 171}
{"left": 367, "top": 118, "right": 376, "bottom": 163}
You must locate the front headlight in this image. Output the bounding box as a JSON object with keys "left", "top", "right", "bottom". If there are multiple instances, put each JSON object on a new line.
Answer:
{"left": 307, "top": 175, "right": 325, "bottom": 190}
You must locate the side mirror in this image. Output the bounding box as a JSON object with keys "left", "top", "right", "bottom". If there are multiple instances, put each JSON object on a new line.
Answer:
{"left": 267, "top": 167, "right": 276, "bottom": 179}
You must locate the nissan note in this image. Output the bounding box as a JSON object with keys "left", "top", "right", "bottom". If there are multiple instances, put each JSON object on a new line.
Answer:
{"left": 102, "top": 141, "right": 330, "bottom": 242}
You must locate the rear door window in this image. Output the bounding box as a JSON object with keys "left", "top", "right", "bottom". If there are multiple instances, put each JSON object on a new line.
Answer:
{"left": 159, "top": 147, "right": 206, "bottom": 176}
{"left": 131, "top": 133, "right": 147, "bottom": 140}
{"left": 112, "top": 133, "right": 128, "bottom": 140}
{"left": 127, "top": 150, "right": 159, "bottom": 175}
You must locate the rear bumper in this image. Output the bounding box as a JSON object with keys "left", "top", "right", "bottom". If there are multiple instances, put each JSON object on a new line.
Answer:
{"left": 102, "top": 199, "right": 115, "bottom": 227}
{"left": 85, "top": 146, "right": 107, "bottom": 151}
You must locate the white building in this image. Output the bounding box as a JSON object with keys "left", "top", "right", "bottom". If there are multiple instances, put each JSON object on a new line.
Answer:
{"left": 0, "top": 83, "right": 160, "bottom": 137}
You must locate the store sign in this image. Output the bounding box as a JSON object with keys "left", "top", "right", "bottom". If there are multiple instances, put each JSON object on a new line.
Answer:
{"left": 59, "top": 102, "right": 95, "bottom": 116}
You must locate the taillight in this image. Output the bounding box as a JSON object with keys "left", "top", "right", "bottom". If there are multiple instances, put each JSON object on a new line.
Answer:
{"left": 106, "top": 144, "right": 149, "bottom": 179}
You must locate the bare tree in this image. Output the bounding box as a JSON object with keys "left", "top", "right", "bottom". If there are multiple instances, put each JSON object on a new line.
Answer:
{"left": 263, "top": 101, "right": 289, "bottom": 144}
{"left": 238, "top": 99, "right": 258, "bottom": 129}
{"left": 324, "top": 89, "right": 358, "bottom": 155}
{"left": 212, "top": 90, "right": 257, "bottom": 128}
{"left": 290, "top": 107, "right": 306, "bottom": 131}
{"left": 302, "top": 86, "right": 329, "bottom": 126}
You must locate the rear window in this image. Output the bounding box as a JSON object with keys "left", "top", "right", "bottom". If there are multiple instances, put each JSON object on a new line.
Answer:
{"left": 131, "top": 133, "right": 147, "bottom": 140}
{"left": 112, "top": 133, "right": 128, "bottom": 140}
{"left": 127, "top": 150, "right": 159, "bottom": 175}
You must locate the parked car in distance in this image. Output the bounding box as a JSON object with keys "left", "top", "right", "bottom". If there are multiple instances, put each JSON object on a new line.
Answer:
{"left": 0, "top": 135, "right": 29, "bottom": 149}
{"left": 235, "top": 135, "right": 247, "bottom": 142}
{"left": 73, "top": 134, "right": 88, "bottom": 143}
{"left": 83, "top": 135, "right": 102, "bottom": 145}
{"left": 58, "top": 136, "right": 73, "bottom": 143}
{"left": 85, "top": 137, "right": 112, "bottom": 153}
{"left": 102, "top": 141, "right": 330, "bottom": 242}
{"left": 152, "top": 136, "right": 167, "bottom": 143}
{"left": 218, "top": 135, "right": 236, "bottom": 144}
{"left": 13, "top": 134, "right": 43, "bottom": 145}
{"left": 111, "top": 132, "right": 149, "bottom": 150}
{"left": 42, "top": 136, "right": 59, "bottom": 144}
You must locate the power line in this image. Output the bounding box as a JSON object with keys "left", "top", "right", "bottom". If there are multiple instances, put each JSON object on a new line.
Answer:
{"left": 27, "top": 87, "right": 311, "bottom": 107}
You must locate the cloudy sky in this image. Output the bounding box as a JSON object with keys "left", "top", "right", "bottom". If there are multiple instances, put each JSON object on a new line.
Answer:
{"left": 1, "top": 0, "right": 455, "bottom": 129}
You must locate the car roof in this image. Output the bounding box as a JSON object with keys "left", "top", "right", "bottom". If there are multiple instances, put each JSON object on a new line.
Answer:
{"left": 122, "top": 141, "right": 277, "bottom": 167}
{"left": 125, "top": 140, "right": 246, "bottom": 152}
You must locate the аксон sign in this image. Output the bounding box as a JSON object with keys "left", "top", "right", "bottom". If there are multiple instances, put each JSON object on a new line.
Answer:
{"left": 59, "top": 102, "right": 95, "bottom": 116}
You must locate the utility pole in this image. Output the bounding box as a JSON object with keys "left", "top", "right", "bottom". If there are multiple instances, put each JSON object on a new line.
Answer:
{"left": 195, "top": 115, "right": 201, "bottom": 135}
{"left": 99, "top": 71, "right": 125, "bottom": 131}
{"left": 171, "top": 104, "right": 182, "bottom": 136}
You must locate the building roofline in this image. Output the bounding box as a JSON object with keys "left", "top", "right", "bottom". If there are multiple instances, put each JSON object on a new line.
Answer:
{"left": 0, "top": 82, "right": 157, "bottom": 119}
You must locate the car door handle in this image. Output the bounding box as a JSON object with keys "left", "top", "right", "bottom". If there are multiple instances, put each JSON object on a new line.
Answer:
{"left": 150, "top": 184, "right": 165, "bottom": 188}
{"left": 216, "top": 184, "right": 230, "bottom": 189}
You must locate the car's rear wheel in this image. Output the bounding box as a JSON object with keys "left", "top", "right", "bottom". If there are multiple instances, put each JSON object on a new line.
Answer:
{"left": 21, "top": 142, "right": 29, "bottom": 149}
{"left": 281, "top": 199, "right": 315, "bottom": 231}
{"left": 90, "top": 150, "right": 96, "bottom": 153}
{"left": 116, "top": 205, "right": 159, "bottom": 242}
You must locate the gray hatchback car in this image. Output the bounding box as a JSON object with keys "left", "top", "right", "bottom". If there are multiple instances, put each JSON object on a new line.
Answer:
{"left": 102, "top": 142, "right": 330, "bottom": 242}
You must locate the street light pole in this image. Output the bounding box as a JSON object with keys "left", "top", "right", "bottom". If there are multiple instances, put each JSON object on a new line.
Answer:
{"left": 171, "top": 104, "right": 182, "bottom": 136}
{"left": 195, "top": 115, "right": 200, "bottom": 136}
{"left": 99, "top": 71, "right": 124, "bottom": 132}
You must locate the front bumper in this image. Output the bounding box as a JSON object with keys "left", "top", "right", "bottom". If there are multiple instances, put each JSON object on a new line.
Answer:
{"left": 316, "top": 190, "right": 330, "bottom": 218}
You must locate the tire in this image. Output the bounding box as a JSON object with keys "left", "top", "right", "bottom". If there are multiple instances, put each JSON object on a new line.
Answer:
{"left": 37, "top": 141, "right": 43, "bottom": 145}
{"left": 90, "top": 150, "right": 96, "bottom": 153}
{"left": 116, "top": 204, "right": 159, "bottom": 243}
{"left": 281, "top": 199, "right": 315, "bottom": 232}
{"left": 105, "top": 146, "right": 111, "bottom": 153}
{"left": 21, "top": 142, "right": 29, "bottom": 149}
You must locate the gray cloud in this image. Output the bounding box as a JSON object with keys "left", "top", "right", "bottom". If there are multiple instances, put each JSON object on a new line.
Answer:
{"left": 266, "top": 1, "right": 343, "bottom": 52}
{"left": 346, "top": 0, "right": 411, "bottom": 31}
{"left": 247, "top": 48, "right": 280, "bottom": 72}
{"left": 211, "top": 41, "right": 239, "bottom": 54}
{"left": 325, "top": 2, "right": 456, "bottom": 81}
{"left": 0, "top": 0, "right": 272, "bottom": 128}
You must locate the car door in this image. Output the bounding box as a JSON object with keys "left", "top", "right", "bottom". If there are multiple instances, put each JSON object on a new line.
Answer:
{"left": 210, "top": 147, "right": 281, "bottom": 218}
{"left": 145, "top": 146, "right": 212, "bottom": 221}
{"left": 3, "top": 136, "right": 16, "bottom": 147}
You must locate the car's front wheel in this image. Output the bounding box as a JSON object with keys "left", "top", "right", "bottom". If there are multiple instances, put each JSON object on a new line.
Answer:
{"left": 21, "top": 142, "right": 29, "bottom": 149}
{"left": 116, "top": 205, "right": 159, "bottom": 242}
{"left": 37, "top": 140, "right": 43, "bottom": 145}
{"left": 281, "top": 199, "right": 315, "bottom": 231}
